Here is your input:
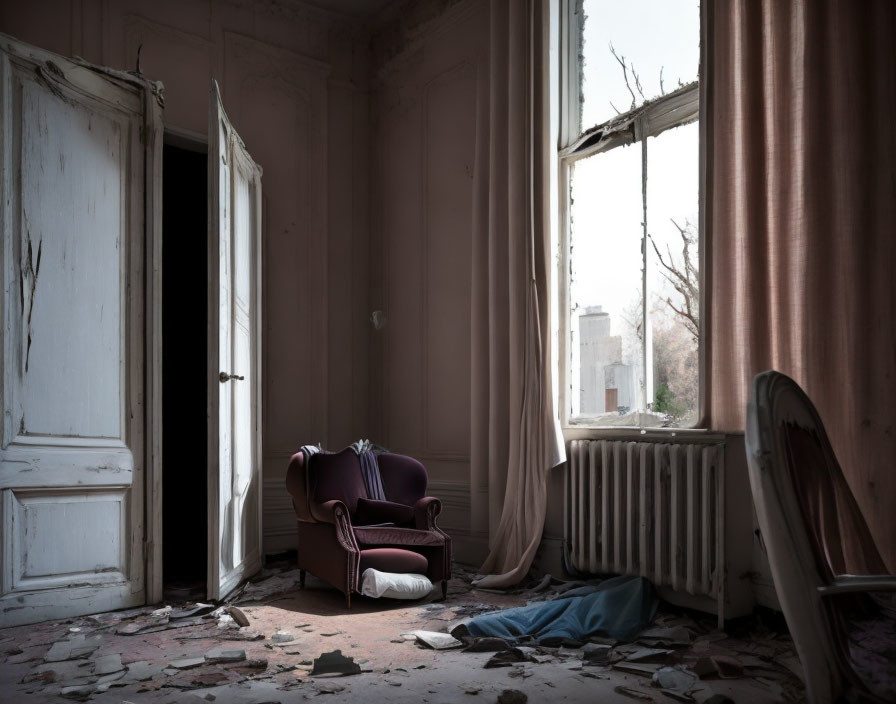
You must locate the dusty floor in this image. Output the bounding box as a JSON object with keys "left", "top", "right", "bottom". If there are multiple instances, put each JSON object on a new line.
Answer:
{"left": 0, "top": 564, "right": 805, "bottom": 703}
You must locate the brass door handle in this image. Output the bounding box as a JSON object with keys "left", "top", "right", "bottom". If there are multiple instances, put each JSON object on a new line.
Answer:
{"left": 219, "top": 372, "right": 245, "bottom": 383}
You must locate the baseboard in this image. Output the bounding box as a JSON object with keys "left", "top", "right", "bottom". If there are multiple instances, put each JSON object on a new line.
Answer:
{"left": 533, "top": 535, "right": 566, "bottom": 578}
{"left": 449, "top": 530, "right": 488, "bottom": 568}
{"left": 263, "top": 533, "right": 297, "bottom": 556}
{"left": 750, "top": 575, "right": 781, "bottom": 611}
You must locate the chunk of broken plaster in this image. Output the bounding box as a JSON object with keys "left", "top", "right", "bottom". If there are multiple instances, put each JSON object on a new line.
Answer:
{"left": 625, "top": 647, "right": 674, "bottom": 663}
{"left": 653, "top": 665, "right": 698, "bottom": 693}
{"left": 582, "top": 643, "right": 613, "bottom": 665}
{"left": 95, "top": 670, "right": 127, "bottom": 685}
{"left": 204, "top": 648, "right": 246, "bottom": 663}
{"left": 216, "top": 614, "right": 237, "bottom": 629}
{"left": 45, "top": 635, "right": 103, "bottom": 662}
{"left": 313, "top": 681, "right": 345, "bottom": 694}
{"left": 271, "top": 630, "right": 294, "bottom": 643}
{"left": 122, "top": 661, "right": 165, "bottom": 682}
{"left": 223, "top": 628, "right": 264, "bottom": 641}
{"left": 60, "top": 684, "right": 95, "bottom": 701}
{"left": 226, "top": 606, "right": 250, "bottom": 627}
{"left": 412, "top": 630, "right": 463, "bottom": 650}
{"left": 310, "top": 650, "right": 361, "bottom": 677}
{"left": 484, "top": 647, "right": 538, "bottom": 669}
{"left": 92, "top": 654, "right": 123, "bottom": 676}
{"left": 168, "top": 657, "right": 205, "bottom": 669}
{"left": 496, "top": 690, "right": 528, "bottom": 704}
{"left": 169, "top": 602, "right": 215, "bottom": 620}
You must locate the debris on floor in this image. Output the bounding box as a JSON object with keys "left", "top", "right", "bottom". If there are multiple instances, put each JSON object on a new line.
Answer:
{"left": 309, "top": 649, "right": 362, "bottom": 676}
{"left": 409, "top": 630, "right": 463, "bottom": 650}
{"left": 483, "top": 647, "right": 538, "bottom": 669}
{"left": 0, "top": 560, "right": 805, "bottom": 703}
{"left": 226, "top": 606, "right": 251, "bottom": 627}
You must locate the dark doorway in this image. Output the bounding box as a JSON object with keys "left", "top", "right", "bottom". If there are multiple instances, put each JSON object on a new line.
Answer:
{"left": 162, "top": 137, "right": 208, "bottom": 596}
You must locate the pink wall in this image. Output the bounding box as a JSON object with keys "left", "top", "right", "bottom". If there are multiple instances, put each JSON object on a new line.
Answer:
{"left": 0, "top": 0, "right": 372, "bottom": 553}
{"left": 368, "top": 1, "right": 489, "bottom": 563}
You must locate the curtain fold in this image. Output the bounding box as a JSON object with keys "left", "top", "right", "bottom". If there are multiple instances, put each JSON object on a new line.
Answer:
{"left": 709, "top": 0, "right": 896, "bottom": 571}
{"left": 469, "top": 0, "right": 565, "bottom": 589}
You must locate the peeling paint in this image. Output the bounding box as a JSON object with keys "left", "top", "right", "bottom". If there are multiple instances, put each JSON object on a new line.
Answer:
{"left": 34, "top": 63, "right": 71, "bottom": 105}
{"left": 21, "top": 234, "right": 42, "bottom": 373}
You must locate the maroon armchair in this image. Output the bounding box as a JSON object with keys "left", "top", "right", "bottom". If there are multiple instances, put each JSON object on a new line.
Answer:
{"left": 285, "top": 447, "right": 452, "bottom": 607}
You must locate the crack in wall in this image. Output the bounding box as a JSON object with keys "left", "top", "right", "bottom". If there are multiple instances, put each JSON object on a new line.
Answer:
{"left": 21, "top": 233, "right": 42, "bottom": 373}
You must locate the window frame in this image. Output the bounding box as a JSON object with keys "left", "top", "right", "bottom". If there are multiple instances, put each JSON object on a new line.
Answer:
{"left": 556, "top": 0, "right": 711, "bottom": 435}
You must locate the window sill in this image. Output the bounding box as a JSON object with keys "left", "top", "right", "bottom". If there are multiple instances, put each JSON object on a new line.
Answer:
{"left": 561, "top": 425, "right": 727, "bottom": 444}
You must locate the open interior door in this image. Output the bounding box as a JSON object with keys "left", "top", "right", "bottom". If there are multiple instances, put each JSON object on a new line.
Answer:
{"left": 0, "top": 34, "right": 160, "bottom": 626}
{"left": 207, "top": 80, "right": 263, "bottom": 600}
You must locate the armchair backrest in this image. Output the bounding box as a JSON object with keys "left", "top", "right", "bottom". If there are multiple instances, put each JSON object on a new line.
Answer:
{"left": 285, "top": 450, "right": 313, "bottom": 521}
{"left": 307, "top": 448, "right": 369, "bottom": 514}
{"left": 378, "top": 453, "right": 428, "bottom": 506}
{"left": 285, "top": 446, "right": 430, "bottom": 521}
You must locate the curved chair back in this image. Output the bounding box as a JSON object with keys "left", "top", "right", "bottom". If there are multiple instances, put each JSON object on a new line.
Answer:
{"left": 286, "top": 447, "right": 429, "bottom": 520}
{"left": 307, "top": 448, "right": 369, "bottom": 514}
{"left": 378, "top": 453, "right": 428, "bottom": 507}
{"left": 746, "top": 370, "right": 888, "bottom": 703}
{"left": 285, "top": 451, "right": 313, "bottom": 521}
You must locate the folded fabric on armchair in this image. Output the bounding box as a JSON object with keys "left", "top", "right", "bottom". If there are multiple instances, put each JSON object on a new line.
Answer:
{"left": 460, "top": 575, "right": 657, "bottom": 645}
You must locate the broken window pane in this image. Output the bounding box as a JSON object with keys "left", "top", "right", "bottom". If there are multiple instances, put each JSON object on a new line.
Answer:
{"left": 569, "top": 144, "right": 645, "bottom": 423}
{"left": 647, "top": 121, "right": 699, "bottom": 427}
{"left": 579, "top": 0, "right": 699, "bottom": 130}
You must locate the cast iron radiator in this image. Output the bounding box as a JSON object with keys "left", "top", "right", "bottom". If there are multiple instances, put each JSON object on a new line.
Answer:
{"left": 565, "top": 439, "right": 726, "bottom": 622}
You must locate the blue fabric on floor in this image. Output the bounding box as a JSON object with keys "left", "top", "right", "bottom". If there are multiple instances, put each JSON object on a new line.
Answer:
{"left": 464, "top": 575, "right": 657, "bottom": 644}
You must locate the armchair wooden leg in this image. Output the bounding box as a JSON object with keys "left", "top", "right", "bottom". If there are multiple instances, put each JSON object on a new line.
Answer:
{"left": 346, "top": 591, "right": 352, "bottom": 609}
{"left": 441, "top": 580, "right": 448, "bottom": 600}
{"left": 299, "top": 569, "right": 306, "bottom": 589}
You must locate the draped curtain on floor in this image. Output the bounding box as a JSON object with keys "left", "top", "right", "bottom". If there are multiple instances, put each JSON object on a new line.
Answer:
{"left": 707, "top": 0, "right": 896, "bottom": 571}
{"left": 469, "top": 0, "right": 565, "bottom": 589}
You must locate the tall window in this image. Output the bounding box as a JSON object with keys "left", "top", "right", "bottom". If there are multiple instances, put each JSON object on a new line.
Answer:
{"left": 560, "top": 0, "right": 702, "bottom": 428}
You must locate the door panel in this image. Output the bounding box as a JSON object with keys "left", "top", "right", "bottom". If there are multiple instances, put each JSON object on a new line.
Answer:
{"left": 208, "top": 80, "right": 263, "bottom": 600}
{"left": 0, "top": 34, "right": 150, "bottom": 626}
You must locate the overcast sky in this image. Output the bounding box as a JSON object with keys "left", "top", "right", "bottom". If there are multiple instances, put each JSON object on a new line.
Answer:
{"left": 570, "top": 0, "right": 699, "bottom": 345}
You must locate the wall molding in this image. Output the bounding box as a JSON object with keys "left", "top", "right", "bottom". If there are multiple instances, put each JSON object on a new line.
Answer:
{"left": 419, "top": 58, "right": 476, "bottom": 459}
{"left": 223, "top": 30, "right": 331, "bottom": 454}
{"left": 371, "top": 0, "right": 481, "bottom": 80}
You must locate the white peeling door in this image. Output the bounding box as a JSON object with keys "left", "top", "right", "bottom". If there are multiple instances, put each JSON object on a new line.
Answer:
{"left": 208, "top": 81, "right": 263, "bottom": 600}
{"left": 0, "top": 35, "right": 155, "bottom": 626}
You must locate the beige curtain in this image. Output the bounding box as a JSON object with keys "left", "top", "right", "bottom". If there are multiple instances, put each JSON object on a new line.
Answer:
{"left": 469, "top": 0, "right": 565, "bottom": 589}
{"left": 708, "top": 0, "right": 896, "bottom": 571}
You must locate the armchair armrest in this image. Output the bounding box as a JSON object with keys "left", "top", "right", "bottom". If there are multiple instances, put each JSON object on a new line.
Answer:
{"left": 817, "top": 574, "right": 896, "bottom": 596}
{"left": 414, "top": 496, "right": 442, "bottom": 530}
{"left": 310, "top": 499, "right": 359, "bottom": 553}
{"left": 311, "top": 498, "right": 349, "bottom": 523}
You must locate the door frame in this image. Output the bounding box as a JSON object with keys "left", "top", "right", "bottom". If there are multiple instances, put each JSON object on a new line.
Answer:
{"left": 145, "top": 76, "right": 165, "bottom": 607}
